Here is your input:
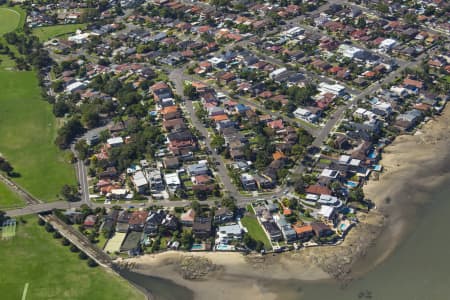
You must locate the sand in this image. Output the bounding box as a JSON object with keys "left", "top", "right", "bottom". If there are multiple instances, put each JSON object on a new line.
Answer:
{"left": 121, "top": 251, "right": 329, "bottom": 300}
{"left": 120, "top": 105, "right": 450, "bottom": 299}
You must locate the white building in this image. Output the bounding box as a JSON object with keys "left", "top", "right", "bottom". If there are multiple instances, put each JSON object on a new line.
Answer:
{"left": 338, "top": 44, "right": 362, "bottom": 59}
{"left": 107, "top": 137, "right": 124, "bottom": 147}
{"left": 65, "top": 81, "right": 86, "bottom": 93}
{"left": 269, "top": 67, "right": 287, "bottom": 79}
{"left": 318, "top": 82, "right": 346, "bottom": 96}
{"left": 216, "top": 224, "right": 242, "bottom": 244}
{"left": 293, "top": 107, "right": 317, "bottom": 123}
{"left": 379, "top": 38, "right": 397, "bottom": 51}
{"left": 132, "top": 171, "right": 148, "bottom": 193}
{"left": 164, "top": 173, "right": 181, "bottom": 192}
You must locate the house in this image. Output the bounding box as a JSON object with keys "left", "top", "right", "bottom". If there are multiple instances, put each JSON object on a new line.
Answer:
{"left": 147, "top": 169, "right": 164, "bottom": 192}
{"left": 132, "top": 171, "right": 148, "bottom": 193}
{"left": 102, "top": 210, "right": 119, "bottom": 234}
{"left": 161, "top": 105, "right": 181, "bottom": 120}
{"left": 164, "top": 172, "right": 181, "bottom": 192}
{"left": 305, "top": 185, "right": 332, "bottom": 196}
{"left": 241, "top": 173, "right": 257, "bottom": 191}
{"left": 261, "top": 221, "right": 283, "bottom": 241}
{"left": 107, "top": 137, "right": 124, "bottom": 147}
{"left": 311, "top": 222, "right": 333, "bottom": 237}
{"left": 116, "top": 211, "right": 131, "bottom": 233}
{"left": 163, "top": 118, "right": 186, "bottom": 131}
{"left": 163, "top": 157, "right": 180, "bottom": 169}
{"left": 84, "top": 215, "right": 97, "bottom": 227}
{"left": 187, "top": 162, "right": 209, "bottom": 176}
{"left": 151, "top": 81, "right": 172, "bottom": 101}
{"left": 216, "top": 224, "right": 242, "bottom": 244}
{"left": 274, "top": 215, "right": 297, "bottom": 242}
{"left": 316, "top": 205, "right": 338, "bottom": 223}
{"left": 129, "top": 211, "right": 149, "bottom": 231}
{"left": 193, "top": 216, "right": 212, "bottom": 239}
{"left": 214, "top": 207, "right": 234, "bottom": 224}
{"left": 180, "top": 209, "right": 196, "bottom": 226}
{"left": 293, "top": 224, "right": 314, "bottom": 242}
{"left": 167, "top": 130, "right": 196, "bottom": 154}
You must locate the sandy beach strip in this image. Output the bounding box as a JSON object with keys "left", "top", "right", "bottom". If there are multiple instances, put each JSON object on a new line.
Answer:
{"left": 119, "top": 105, "right": 450, "bottom": 299}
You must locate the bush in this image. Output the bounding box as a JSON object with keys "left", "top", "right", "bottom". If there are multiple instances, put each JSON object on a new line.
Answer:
{"left": 70, "top": 245, "right": 79, "bottom": 253}
{"left": 53, "top": 231, "right": 62, "bottom": 239}
{"left": 61, "top": 238, "right": 70, "bottom": 246}
{"left": 45, "top": 223, "right": 55, "bottom": 233}
{"left": 37, "top": 218, "right": 46, "bottom": 226}
{"left": 78, "top": 252, "right": 88, "bottom": 260}
{"left": 87, "top": 258, "right": 98, "bottom": 268}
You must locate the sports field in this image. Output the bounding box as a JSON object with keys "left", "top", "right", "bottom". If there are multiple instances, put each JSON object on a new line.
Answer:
{"left": 33, "top": 24, "right": 88, "bottom": 42}
{"left": 0, "top": 7, "right": 21, "bottom": 35}
{"left": 0, "top": 181, "right": 24, "bottom": 209}
{"left": 0, "top": 216, "right": 145, "bottom": 300}
{"left": 0, "top": 71, "right": 76, "bottom": 201}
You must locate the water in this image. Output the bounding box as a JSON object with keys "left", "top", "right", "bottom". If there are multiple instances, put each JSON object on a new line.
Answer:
{"left": 120, "top": 175, "right": 450, "bottom": 300}
{"left": 295, "top": 181, "right": 450, "bottom": 300}
{"left": 118, "top": 268, "right": 194, "bottom": 300}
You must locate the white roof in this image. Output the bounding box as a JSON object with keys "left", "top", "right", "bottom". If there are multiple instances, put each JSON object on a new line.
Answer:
{"left": 355, "top": 107, "right": 367, "bottom": 115}
{"left": 320, "top": 168, "right": 339, "bottom": 178}
{"left": 66, "top": 81, "right": 85, "bottom": 92}
{"left": 305, "top": 194, "right": 319, "bottom": 201}
{"left": 338, "top": 155, "right": 351, "bottom": 164}
{"left": 218, "top": 224, "right": 242, "bottom": 235}
{"left": 107, "top": 137, "right": 124, "bottom": 145}
{"left": 133, "top": 171, "right": 148, "bottom": 187}
{"left": 318, "top": 205, "right": 335, "bottom": 218}
{"left": 294, "top": 107, "right": 311, "bottom": 117}
{"left": 164, "top": 173, "right": 180, "bottom": 185}
{"left": 349, "top": 159, "right": 361, "bottom": 166}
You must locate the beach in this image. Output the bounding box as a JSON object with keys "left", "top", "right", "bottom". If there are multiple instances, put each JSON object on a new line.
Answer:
{"left": 121, "top": 105, "right": 450, "bottom": 299}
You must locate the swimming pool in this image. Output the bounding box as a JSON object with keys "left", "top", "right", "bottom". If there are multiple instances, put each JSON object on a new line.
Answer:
{"left": 346, "top": 181, "right": 358, "bottom": 188}
{"left": 191, "top": 244, "right": 205, "bottom": 251}
{"left": 368, "top": 150, "right": 377, "bottom": 159}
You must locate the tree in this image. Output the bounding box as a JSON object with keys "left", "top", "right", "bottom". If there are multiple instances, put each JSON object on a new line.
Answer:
{"left": 0, "top": 159, "right": 13, "bottom": 175}
{"left": 61, "top": 184, "right": 80, "bottom": 202}
{"left": 348, "top": 187, "right": 364, "bottom": 202}
{"left": 221, "top": 197, "right": 237, "bottom": 213}
{"left": 210, "top": 135, "right": 225, "bottom": 151}
{"left": 0, "top": 211, "right": 9, "bottom": 225}
{"left": 87, "top": 258, "right": 98, "bottom": 267}
{"left": 181, "top": 230, "right": 193, "bottom": 249}
{"left": 75, "top": 139, "right": 89, "bottom": 161}
{"left": 55, "top": 118, "right": 84, "bottom": 149}
{"left": 183, "top": 83, "right": 198, "bottom": 99}
{"left": 243, "top": 234, "right": 256, "bottom": 249}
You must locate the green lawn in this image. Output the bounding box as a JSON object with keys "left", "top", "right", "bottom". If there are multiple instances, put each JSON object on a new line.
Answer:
{"left": 241, "top": 216, "right": 272, "bottom": 250}
{"left": 0, "top": 181, "right": 24, "bottom": 209}
{"left": 0, "top": 216, "right": 145, "bottom": 300}
{"left": 0, "top": 7, "right": 21, "bottom": 35}
{"left": 0, "top": 71, "right": 76, "bottom": 201}
{"left": 32, "top": 24, "right": 88, "bottom": 42}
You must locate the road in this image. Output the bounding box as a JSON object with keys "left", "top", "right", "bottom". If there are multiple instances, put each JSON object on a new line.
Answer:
{"left": 3, "top": 1, "right": 439, "bottom": 218}
{"left": 70, "top": 123, "right": 112, "bottom": 207}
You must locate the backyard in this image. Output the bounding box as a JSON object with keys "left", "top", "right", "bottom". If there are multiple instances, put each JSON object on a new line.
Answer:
{"left": 241, "top": 215, "right": 272, "bottom": 250}
{"left": 0, "top": 215, "right": 145, "bottom": 300}
{"left": 0, "top": 71, "right": 76, "bottom": 201}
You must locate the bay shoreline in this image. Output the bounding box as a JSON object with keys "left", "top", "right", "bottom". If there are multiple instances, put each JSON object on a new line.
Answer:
{"left": 119, "top": 104, "right": 450, "bottom": 299}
